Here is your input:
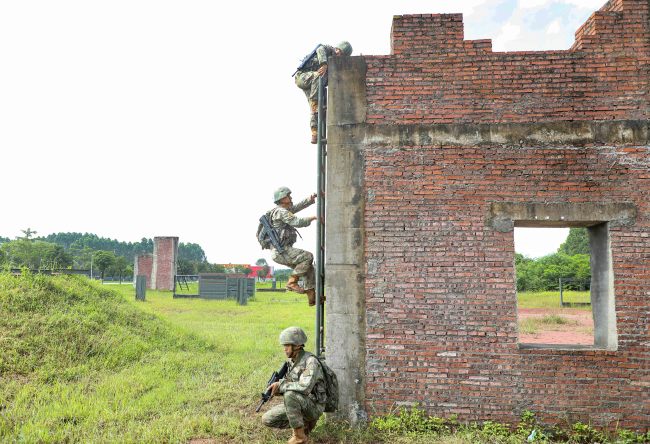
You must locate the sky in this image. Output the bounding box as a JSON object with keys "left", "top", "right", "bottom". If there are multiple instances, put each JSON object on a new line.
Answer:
{"left": 0, "top": 0, "right": 605, "bottom": 263}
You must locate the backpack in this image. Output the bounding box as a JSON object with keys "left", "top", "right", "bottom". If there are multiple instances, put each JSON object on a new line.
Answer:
{"left": 316, "top": 356, "right": 339, "bottom": 413}
{"left": 256, "top": 209, "right": 300, "bottom": 251}
{"left": 256, "top": 211, "right": 273, "bottom": 250}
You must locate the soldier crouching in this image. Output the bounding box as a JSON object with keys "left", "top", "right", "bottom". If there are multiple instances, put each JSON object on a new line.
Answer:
{"left": 262, "top": 327, "right": 326, "bottom": 444}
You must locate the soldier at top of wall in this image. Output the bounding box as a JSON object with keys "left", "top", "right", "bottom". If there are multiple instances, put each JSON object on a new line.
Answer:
{"left": 293, "top": 41, "right": 352, "bottom": 144}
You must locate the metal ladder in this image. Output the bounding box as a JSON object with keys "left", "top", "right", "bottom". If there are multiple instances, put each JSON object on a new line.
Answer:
{"left": 315, "top": 77, "right": 326, "bottom": 357}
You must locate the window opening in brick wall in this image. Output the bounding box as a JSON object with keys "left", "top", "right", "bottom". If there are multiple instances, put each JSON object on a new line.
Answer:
{"left": 513, "top": 224, "right": 617, "bottom": 350}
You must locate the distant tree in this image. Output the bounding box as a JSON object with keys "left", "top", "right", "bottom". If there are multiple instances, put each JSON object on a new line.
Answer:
{"left": 273, "top": 268, "right": 292, "bottom": 282}
{"left": 93, "top": 251, "right": 116, "bottom": 280}
{"left": 515, "top": 252, "right": 591, "bottom": 292}
{"left": 34, "top": 232, "right": 212, "bottom": 276}
{"left": 558, "top": 228, "right": 590, "bottom": 256}
{"left": 194, "top": 262, "right": 226, "bottom": 274}
{"left": 71, "top": 245, "right": 94, "bottom": 269}
{"left": 43, "top": 232, "right": 155, "bottom": 262}
{"left": 0, "top": 239, "right": 72, "bottom": 269}
{"left": 211, "top": 263, "right": 226, "bottom": 273}
{"left": 41, "top": 244, "right": 73, "bottom": 269}
{"left": 256, "top": 266, "right": 271, "bottom": 280}
{"left": 177, "top": 258, "right": 195, "bottom": 275}
{"left": 20, "top": 228, "right": 37, "bottom": 240}
{"left": 233, "top": 265, "right": 252, "bottom": 276}
{"left": 0, "top": 236, "right": 9, "bottom": 245}
{"left": 111, "top": 255, "right": 129, "bottom": 283}
{"left": 178, "top": 242, "right": 207, "bottom": 263}
{"left": 256, "top": 258, "right": 268, "bottom": 266}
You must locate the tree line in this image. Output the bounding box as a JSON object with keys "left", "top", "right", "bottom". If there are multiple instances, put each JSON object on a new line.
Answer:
{"left": 516, "top": 228, "right": 591, "bottom": 292}
{"left": 0, "top": 230, "right": 223, "bottom": 279}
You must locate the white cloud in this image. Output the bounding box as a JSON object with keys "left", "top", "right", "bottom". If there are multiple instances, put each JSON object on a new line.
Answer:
{"left": 547, "top": 18, "right": 562, "bottom": 34}
{"left": 518, "top": 0, "right": 550, "bottom": 9}
{"left": 494, "top": 22, "right": 522, "bottom": 46}
{"left": 562, "top": 0, "right": 605, "bottom": 7}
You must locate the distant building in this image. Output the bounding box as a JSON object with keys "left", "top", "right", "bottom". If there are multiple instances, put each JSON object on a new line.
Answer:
{"left": 247, "top": 265, "right": 273, "bottom": 279}
{"left": 219, "top": 263, "right": 274, "bottom": 279}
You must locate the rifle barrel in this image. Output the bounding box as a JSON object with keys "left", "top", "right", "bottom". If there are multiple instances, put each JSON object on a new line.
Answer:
{"left": 255, "top": 398, "right": 265, "bottom": 413}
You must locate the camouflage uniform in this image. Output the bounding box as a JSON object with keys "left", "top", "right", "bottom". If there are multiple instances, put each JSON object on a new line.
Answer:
{"left": 262, "top": 350, "right": 327, "bottom": 430}
{"left": 270, "top": 197, "right": 315, "bottom": 291}
{"left": 294, "top": 45, "right": 337, "bottom": 131}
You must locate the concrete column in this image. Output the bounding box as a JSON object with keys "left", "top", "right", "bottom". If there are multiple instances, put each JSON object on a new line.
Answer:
{"left": 588, "top": 223, "right": 618, "bottom": 350}
{"left": 326, "top": 56, "right": 368, "bottom": 424}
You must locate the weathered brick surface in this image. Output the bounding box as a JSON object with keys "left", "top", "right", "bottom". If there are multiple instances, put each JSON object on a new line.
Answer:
{"left": 152, "top": 236, "right": 178, "bottom": 291}
{"left": 355, "top": 0, "right": 650, "bottom": 429}
{"left": 134, "top": 254, "right": 153, "bottom": 289}
{"left": 368, "top": 0, "right": 649, "bottom": 125}
{"left": 364, "top": 143, "right": 649, "bottom": 427}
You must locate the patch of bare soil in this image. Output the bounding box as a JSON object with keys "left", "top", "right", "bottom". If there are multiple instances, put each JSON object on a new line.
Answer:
{"left": 519, "top": 308, "right": 594, "bottom": 345}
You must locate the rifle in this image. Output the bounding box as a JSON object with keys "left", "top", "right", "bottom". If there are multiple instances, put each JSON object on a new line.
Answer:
{"left": 255, "top": 362, "right": 289, "bottom": 412}
{"left": 292, "top": 44, "right": 321, "bottom": 77}
{"left": 259, "top": 214, "right": 285, "bottom": 254}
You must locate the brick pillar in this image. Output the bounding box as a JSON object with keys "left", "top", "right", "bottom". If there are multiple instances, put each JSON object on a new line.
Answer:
{"left": 151, "top": 236, "right": 179, "bottom": 290}
{"left": 134, "top": 254, "right": 153, "bottom": 289}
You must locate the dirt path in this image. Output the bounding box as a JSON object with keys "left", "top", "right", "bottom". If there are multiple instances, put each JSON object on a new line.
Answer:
{"left": 518, "top": 308, "right": 594, "bottom": 345}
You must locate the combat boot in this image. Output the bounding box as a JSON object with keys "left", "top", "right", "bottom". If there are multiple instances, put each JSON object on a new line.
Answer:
{"left": 287, "top": 427, "right": 308, "bottom": 444}
{"left": 304, "top": 419, "right": 318, "bottom": 435}
{"left": 286, "top": 275, "right": 305, "bottom": 294}
{"left": 305, "top": 288, "right": 316, "bottom": 306}
{"left": 305, "top": 289, "right": 325, "bottom": 306}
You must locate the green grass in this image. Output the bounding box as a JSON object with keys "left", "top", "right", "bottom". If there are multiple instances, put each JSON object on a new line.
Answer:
{"left": 519, "top": 315, "right": 580, "bottom": 335}
{"left": 517, "top": 291, "right": 591, "bottom": 309}
{"left": 0, "top": 272, "right": 314, "bottom": 443}
{"left": 1, "top": 275, "right": 645, "bottom": 443}
{"left": 173, "top": 280, "right": 199, "bottom": 294}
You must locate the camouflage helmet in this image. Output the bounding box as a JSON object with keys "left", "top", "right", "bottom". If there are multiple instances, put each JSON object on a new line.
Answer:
{"left": 273, "top": 186, "right": 292, "bottom": 203}
{"left": 335, "top": 41, "right": 352, "bottom": 56}
{"left": 279, "top": 326, "right": 308, "bottom": 346}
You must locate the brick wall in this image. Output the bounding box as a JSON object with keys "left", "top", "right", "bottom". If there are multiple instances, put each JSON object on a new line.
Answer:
{"left": 134, "top": 254, "right": 153, "bottom": 289}
{"left": 326, "top": 0, "right": 650, "bottom": 430}
{"left": 363, "top": 141, "right": 649, "bottom": 428}
{"left": 367, "top": 0, "right": 648, "bottom": 124}
{"left": 151, "top": 236, "right": 178, "bottom": 291}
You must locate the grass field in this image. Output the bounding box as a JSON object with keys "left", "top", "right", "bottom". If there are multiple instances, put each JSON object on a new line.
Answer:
{"left": 0, "top": 274, "right": 314, "bottom": 443}
{"left": 517, "top": 290, "right": 591, "bottom": 309}
{"left": 1, "top": 275, "right": 645, "bottom": 443}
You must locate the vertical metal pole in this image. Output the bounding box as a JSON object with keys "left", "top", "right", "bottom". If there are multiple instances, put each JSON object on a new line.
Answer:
{"left": 315, "top": 77, "right": 327, "bottom": 356}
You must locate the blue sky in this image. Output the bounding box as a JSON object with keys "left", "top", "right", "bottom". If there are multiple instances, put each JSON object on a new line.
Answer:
{"left": 0, "top": 0, "right": 605, "bottom": 262}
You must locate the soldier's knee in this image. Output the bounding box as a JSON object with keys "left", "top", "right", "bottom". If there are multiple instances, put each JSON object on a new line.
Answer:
{"left": 262, "top": 410, "right": 281, "bottom": 428}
